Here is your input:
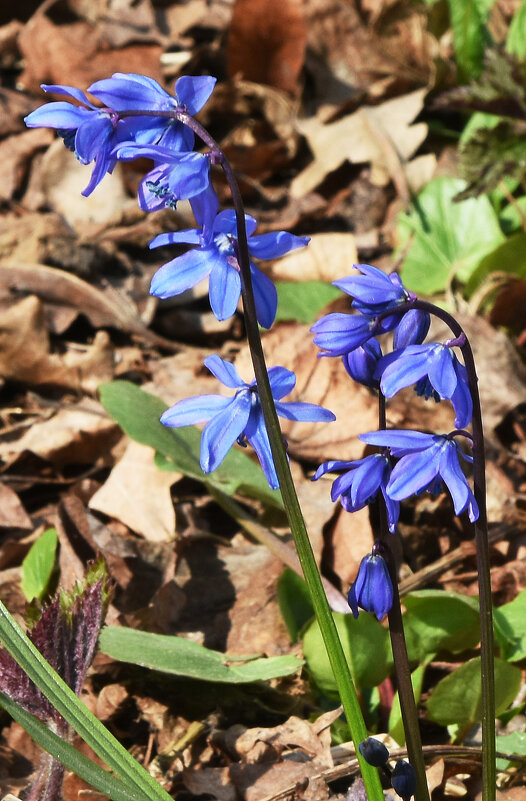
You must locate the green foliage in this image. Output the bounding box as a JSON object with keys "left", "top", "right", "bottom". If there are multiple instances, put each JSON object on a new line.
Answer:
{"left": 21, "top": 528, "right": 58, "bottom": 602}
{"left": 98, "top": 626, "right": 303, "bottom": 683}
{"left": 397, "top": 177, "right": 504, "bottom": 294}
{"left": 302, "top": 611, "right": 392, "bottom": 696}
{"left": 426, "top": 657, "right": 521, "bottom": 729}
{"left": 388, "top": 665, "right": 425, "bottom": 745}
{"left": 494, "top": 587, "right": 526, "bottom": 662}
{"left": 402, "top": 590, "right": 481, "bottom": 661}
{"left": 99, "top": 380, "right": 282, "bottom": 509}
{"left": 506, "top": 0, "right": 526, "bottom": 57}
{"left": 457, "top": 121, "right": 526, "bottom": 200}
{"left": 496, "top": 731, "right": 526, "bottom": 770}
{"left": 275, "top": 281, "right": 341, "bottom": 323}
{"left": 465, "top": 232, "right": 526, "bottom": 294}
{"left": 277, "top": 568, "right": 314, "bottom": 643}
{"left": 446, "top": 0, "right": 495, "bottom": 81}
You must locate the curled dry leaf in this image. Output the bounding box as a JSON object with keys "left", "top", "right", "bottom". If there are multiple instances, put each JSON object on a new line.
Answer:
{"left": 0, "top": 129, "right": 53, "bottom": 202}
{"left": 89, "top": 440, "right": 181, "bottom": 543}
{"left": 0, "top": 484, "right": 33, "bottom": 531}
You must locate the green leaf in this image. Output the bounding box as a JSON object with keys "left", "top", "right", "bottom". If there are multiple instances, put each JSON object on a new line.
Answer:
{"left": 21, "top": 527, "right": 58, "bottom": 602}
{"left": 302, "top": 612, "right": 392, "bottom": 697}
{"left": 277, "top": 568, "right": 314, "bottom": 642}
{"left": 0, "top": 600, "right": 174, "bottom": 801}
{"left": 98, "top": 626, "right": 303, "bottom": 683}
{"left": 506, "top": 0, "right": 526, "bottom": 57}
{"left": 402, "top": 590, "right": 481, "bottom": 661}
{"left": 388, "top": 665, "right": 425, "bottom": 746}
{"left": 0, "top": 693, "right": 141, "bottom": 801}
{"left": 99, "top": 381, "right": 282, "bottom": 509}
{"left": 275, "top": 282, "right": 341, "bottom": 323}
{"left": 457, "top": 121, "right": 526, "bottom": 200}
{"left": 499, "top": 196, "right": 526, "bottom": 234}
{"left": 494, "top": 587, "right": 526, "bottom": 662}
{"left": 465, "top": 232, "right": 526, "bottom": 295}
{"left": 397, "top": 177, "right": 504, "bottom": 294}
{"left": 496, "top": 731, "right": 526, "bottom": 770}
{"left": 426, "top": 657, "right": 521, "bottom": 728}
{"left": 447, "top": 0, "right": 495, "bottom": 81}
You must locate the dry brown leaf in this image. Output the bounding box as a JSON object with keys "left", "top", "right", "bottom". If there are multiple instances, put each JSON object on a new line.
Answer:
{"left": 291, "top": 90, "right": 427, "bottom": 198}
{"left": 0, "top": 484, "right": 33, "bottom": 531}
{"left": 269, "top": 233, "right": 357, "bottom": 283}
{"left": 89, "top": 440, "right": 180, "bottom": 542}
{"left": 330, "top": 505, "right": 374, "bottom": 587}
{"left": 0, "top": 397, "right": 119, "bottom": 467}
{"left": 227, "top": 0, "right": 307, "bottom": 96}
{"left": 0, "top": 129, "right": 53, "bottom": 201}
{"left": 0, "top": 295, "right": 114, "bottom": 391}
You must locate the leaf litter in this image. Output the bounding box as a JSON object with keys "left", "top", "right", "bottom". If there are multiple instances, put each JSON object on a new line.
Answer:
{"left": 1, "top": 1, "right": 526, "bottom": 800}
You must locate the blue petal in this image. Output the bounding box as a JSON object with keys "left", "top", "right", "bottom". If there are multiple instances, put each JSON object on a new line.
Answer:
{"left": 175, "top": 75, "right": 217, "bottom": 114}
{"left": 160, "top": 395, "right": 231, "bottom": 426}
{"left": 379, "top": 345, "right": 432, "bottom": 397}
{"left": 343, "top": 339, "right": 382, "bottom": 387}
{"left": 387, "top": 446, "right": 442, "bottom": 500}
{"left": 41, "top": 84, "right": 96, "bottom": 107}
{"left": 393, "top": 309, "right": 430, "bottom": 349}
{"left": 311, "top": 313, "right": 374, "bottom": 356}
{"left": 25, "top": 102, "right": 93, "bottom": 130}
{"left": 381, "top": 488, "right": 400, "bottom": 533}
{"left": 214, "top": 210, "right": 258, "bottom": 237}
{"left": 275, "top": 400, "right": 335, "bottom": 422}
{"left": 204, "top": 355, "right": 246, "bottom": 389}
{"left": 150, "top": 248, "right": 214, "bottom": 298}
{"left": 450, "top": 362, "right": 473, "bottom": 429}
{"left": 208, "top": 258, "right": 241, "bottom": 320}
{"left": 248, "top": 231, "right": 309, "bottom": 260}
{"left": 335, "top": 264, "right": 403, "bottom": 305}
{"left": 200, "top": 391, "right": 252, "bottom": 473}
{"left": 439, "top": 442, "right": 479, "bottom": 521}
{"left": 165, "top": 154, "right": 210, "bottom": 198}
{"left": 427, "top": 346, "right": 457, "bottom": 398}
{"left": 265, "top": 366, "right": 296, "bottom": 399}
{"left": 349, "top": 455, "right": 387, "bottom": 506}
{"left": 245, "top": 407, "right": 280, "bottom": 489}
{"left": 191, "top": 184, "right": 219, "bottom": 235}
{"left": 89, "top": 74, "right": 173, "bottom": 111}
{"left": 312, "top": 460, "right": 356, "bottom": 481}
{"left": 149, "top": 229, "right": 201, "bottom": 248}
{"left": 251, "top": 262, "right": 278, "bottom": 329}
{"left": 81, "top": 154, "right": 114, "bottom": 196}
{"left": 75, "top": 114, "right": 113, "bottom": 163}
{"left": 359, "top": 429, "right": 436, "bottom": 454}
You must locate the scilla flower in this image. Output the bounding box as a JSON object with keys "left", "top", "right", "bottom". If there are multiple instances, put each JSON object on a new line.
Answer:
{"left": 312, "top": 453, "right": 399, "bottom": 533}
{"left": 391, "top": 760, "right": 417, "bottom": 801}
{"left": 377, "top": 343, "right": 472, "bottom": 429}
{"left": 160, "top": 355, "right": 335, "bottom": 489}
{"left": 360, "top": 430, "right": 479, "bottom": 522}
{"left": 149, "top": 210, "right": 309, "bottom": 328}
{"left": 359, "top": 738, "right": 390, "bottom": 768}
{"left": 348, "top": 547, "right": 393, "bottom": 620}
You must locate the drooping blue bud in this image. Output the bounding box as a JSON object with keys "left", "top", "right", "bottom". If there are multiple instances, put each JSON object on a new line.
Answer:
{"left": 393, "top": 308, "right": 430, "bottom": 349}
{"left": 347, "top": 550, "right": 393, "bottom": 621}
{"left": 358, "top": 737, "right": 389, "bottom": 767}
{"left": 343, "top": 339, "right": 382, "bottom": 387}
{"left": 391, "top": 760, "right": 417, "bottom": 800}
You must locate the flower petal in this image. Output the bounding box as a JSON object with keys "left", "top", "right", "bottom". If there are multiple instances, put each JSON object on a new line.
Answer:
{"left": 200, "top": 391, "right": 252, "bottom": 473}
{"left": 149, "top": 229, "right": 201, "bottom": 248}
{"left": 204, "top": 355, "right": 246, "bottom": 388}
{"left": 311, "top": 313, "right": 373, "bottom": 356}
{"left": 275, "top": 401, "right": 335, "bottom": 422}
{"left": 427, "top": 346, "right": 457, "bottom": 398}
{"left": 379, "top": 346, "right": 432, "bottom": 397}
{"left": 75, "top": 114, "right": 113, "bottom": 163}
{"left": 245, "top": 407, "right": 280, "bottom": 489}
{"left": 265, "top": 365, "right": 296, "bottom": 399}
{"left": 248, "top": 231, "right": 309, "bottom": 260}
{"left": 439, "top": 442, "right": 479, "bottom": 521}
{"left": 251, "top": 263, "right": 277, "bottom": 329}
{"left": 175, "top": 75, "right": 217, "bottom": 114}
{"left": 160, "top": 395, "right": 231, "bottom": 426}
{"left": 150, "top": 248, "right": 214, "bottom": 298}
{"left": 208, "top": 257, "right": 241, "bottom": 320}
{"left": 386, "top": 447, "right": 442, "bottom": 500}
{"left": 359, "top": 429, "right": 436, "bottom": 455}
{"left": 25, "top": 102, "right": 92, "bottom": 129}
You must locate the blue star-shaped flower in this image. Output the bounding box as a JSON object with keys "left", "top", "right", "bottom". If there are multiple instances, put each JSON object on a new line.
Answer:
{"left": 160, "top": 355, "right": 335, "bottom": 489}
{"left": 348, "top": 551, "right": 393, "bottom": 621}
{"left": 149, "top": 210, "right": 309, "bottom": 328}
{"left": 377, "top": 343, "right": 473, "bottom": 429}
{"left": 359, "top": 430, "right": 479, "bottom": 522}
{"left": 312, "top": 453, "right": 399, "bottom": 533}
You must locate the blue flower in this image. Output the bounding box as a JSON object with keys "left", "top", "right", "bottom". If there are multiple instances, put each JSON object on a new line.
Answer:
{"left": 311, "top": 313, "right": 376, "bottom": 357}
{"left": 313, "top": 453, "right": 399, "bottom": 533}
{"left": 348, "top": 551, "right": 393, "bottom": 620}
{"left": 391, "top": 760, "right": 417, "bottom": 801}
{"left": 377, "top": 344, "right": 472, "bottom": 428}
{"left": 24, "top": 74, "right": 216, "bottom": 196}
{"left": 342, "top": 339, "right": 382, "bottom": 387}
{"left": 149, "top": 210, "right": 309, "bottom": 328}
{"left": 160, "top": 355, "right": 335, "bottom": 489}
{"left": 359, "top": 738, "right": 390, "bottom": 768}
{"left": 359, "top": 430, "right": 479, "bottom": 522}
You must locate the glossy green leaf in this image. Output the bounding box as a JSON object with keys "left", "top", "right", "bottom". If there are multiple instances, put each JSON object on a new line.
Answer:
{"left": 277, "top": 568, "right": 314, "bottom": 643}
{"left": 496, "top": 731, "right": 526, "bottom": 770}
{"left": 99, "top": 381, "right": 282, "bottom": 509}
{"left": 402, "top": 590, "right": 481, "bottom": 661}
{"left": 99, "top": 626, "right": 303, "bottom": 683}
{"left": 0, "top": 693, "right": 141, "bottom": 801}
{"left": 426, "top": 657, "right": 521, "bottom": 728}
{"left": 447, "top": 0, "right": 495, "bottom": 81}
{"left": 21, "top": 527, "right": 58, "bottom": 602}
{"left": 494, "top": 587, "right": 526, "bottom": 662}
{"left": 465, "top": 232, "right": 526, "bottom": 295}
{"left": 276, "top": 281, "right": 340, "bottom": 323}
{"left": 397, "top": 177, "right": 504, "bottom": 294}
{"left": 302, "top": 612, "right": 392, "bottom": 697}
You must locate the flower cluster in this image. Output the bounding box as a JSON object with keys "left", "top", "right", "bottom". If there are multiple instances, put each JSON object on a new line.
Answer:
{"left": 26, "top": 74, "right": 480, "bottom": 630}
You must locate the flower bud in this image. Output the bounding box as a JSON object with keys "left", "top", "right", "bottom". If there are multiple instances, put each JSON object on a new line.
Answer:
{"left": 343, "top": 339, "right": 382, "bottom": 388}
{"left": 393, "top": 308, "right": 430, "bottom": 349}
{"left": 348, "top": 552, "right": 393, "bottom": 621}
{"left": 358, "top": 737, "right": 389, "bottom": 767}
{"left": 391, "top": 760, "right": 417, "bottom": 800}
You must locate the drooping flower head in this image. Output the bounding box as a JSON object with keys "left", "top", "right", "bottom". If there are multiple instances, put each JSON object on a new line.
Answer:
{"left": 149, "top": 210, "right": 309, "bottom": 328}
{"left": 24, "top": 74, "right": 216, "bottom": 196}
{"left": 359, "top": 738, "right": 390, "bottom": 768}
{"left": 348, "top": 547, "right": 393, "bottom": 621}
{"left": 160, "top": 355, "right": 335, "bottom": 489}
{"left": 312, "top": 453, "right": 399, "bottom": 533}
{"left": 360, "top": 429, "right": 479, "bottom": 522}
{"left": 391, "top": 760, "right": 417, "bottom": 801}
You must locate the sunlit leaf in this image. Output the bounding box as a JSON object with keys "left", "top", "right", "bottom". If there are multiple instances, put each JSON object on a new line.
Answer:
{"left": 21, "top": 528, "right": 58, "bottom": 602}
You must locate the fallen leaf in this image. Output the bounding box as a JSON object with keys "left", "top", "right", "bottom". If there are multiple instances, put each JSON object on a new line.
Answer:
{"left": 0, "top": 485, "right": 33, "bottom": 531}
{"left": 0, "top": 129, "right": 53, "bottom": 202}
{"left": 89, "top": 440, "right": 181, "bottom": 542}
{"left": 269, "top": 233, "right": 357, "bottom": 283}
{"left": 227, "top": 0, "right": 307, "bottom": 96}
{"left": 291, "top": 90, "right": 427, "bottom": 198}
